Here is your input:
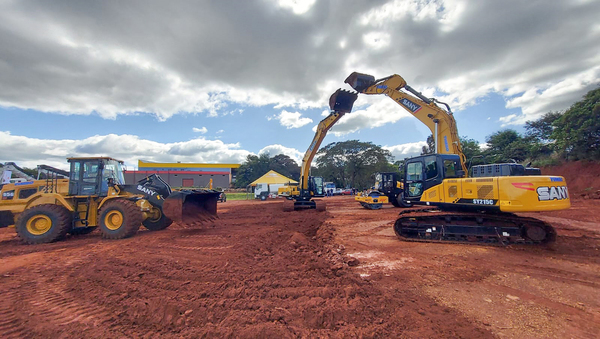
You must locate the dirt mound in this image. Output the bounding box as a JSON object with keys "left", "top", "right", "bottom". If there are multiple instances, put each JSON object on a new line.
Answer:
{"left": 542, "top": 160, "right": 600, "bottom": 197}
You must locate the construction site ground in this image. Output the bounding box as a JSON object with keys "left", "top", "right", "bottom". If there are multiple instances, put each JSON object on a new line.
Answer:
{"left": 0, "top": 196, "right": 599, "bottom": 338}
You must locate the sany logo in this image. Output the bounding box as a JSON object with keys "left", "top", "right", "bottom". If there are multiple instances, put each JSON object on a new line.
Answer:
{"left": 537, "top": 186, "right": 568, "bottom": 201}
{"left": 399, "top": 98, "right": 421, "bottom": 113}
{"left": 137, "top": 185, "right": 156, "bottom": 196}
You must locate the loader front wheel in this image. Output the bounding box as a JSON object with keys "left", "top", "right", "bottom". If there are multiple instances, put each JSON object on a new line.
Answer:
{"left": 16, "top": 204, "right": 72, "bottom": 244}
{"left": 143, "top": 208, "right": 173, "bottom": 231}
{"left": 99, "top": 200, "right": 142, "bottom": 239}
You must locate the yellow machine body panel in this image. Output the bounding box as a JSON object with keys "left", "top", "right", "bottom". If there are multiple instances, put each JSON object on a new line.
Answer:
{"left": 355, "top": 193, "right": 389, "bottom": 204}
{"left": 421, "top": 175, "right": 570, "bottom": 213}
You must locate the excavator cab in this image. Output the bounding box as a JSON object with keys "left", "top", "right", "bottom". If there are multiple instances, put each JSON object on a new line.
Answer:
{"left": 401, "top": 154, "right": 464, "bottom": 204}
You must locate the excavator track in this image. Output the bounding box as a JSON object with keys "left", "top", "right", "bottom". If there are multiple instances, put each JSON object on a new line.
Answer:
{"left": 394, "top": 208, "right": 556, "bottom": 246}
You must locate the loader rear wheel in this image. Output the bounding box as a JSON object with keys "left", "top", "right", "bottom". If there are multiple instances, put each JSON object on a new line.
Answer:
{"left": 16, "top": 204, "right": 72, "bottom": 244}
{"left": 143, "top": 208, "right": 173, "bottom": 231}
{"left": 99, "top": 200, "right": 142, "bottom": 239}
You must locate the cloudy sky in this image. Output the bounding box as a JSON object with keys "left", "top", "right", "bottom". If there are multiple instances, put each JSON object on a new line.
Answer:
{"left": 1, "top": 0, "right": 599, "bottom": 169}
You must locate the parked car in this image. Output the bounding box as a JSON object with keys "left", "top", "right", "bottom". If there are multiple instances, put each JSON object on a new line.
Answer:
{"left": 341, "top": 189, "right": 353, "bottom": 195}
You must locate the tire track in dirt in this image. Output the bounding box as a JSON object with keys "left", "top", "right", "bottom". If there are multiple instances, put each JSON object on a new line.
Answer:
{"left": 0, "top": 290, "right": 32, "bottom": 339}
{"left": 0, "top": 243, "right": 126, "bottom": 338}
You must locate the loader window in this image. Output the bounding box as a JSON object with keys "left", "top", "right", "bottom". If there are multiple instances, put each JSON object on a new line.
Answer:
{"left": 70, "top": 162, "right": 80, "bottom": 181}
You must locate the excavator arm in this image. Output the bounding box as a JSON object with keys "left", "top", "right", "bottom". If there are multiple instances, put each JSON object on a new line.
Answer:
{"left": 285, "top": 89, "right": 357, "bottom": 210}
{"left": 299, "top": 89, "right": 357, "bottom": 190}
{"left": 344, "top": 72, "right": 467, "bottom": 173}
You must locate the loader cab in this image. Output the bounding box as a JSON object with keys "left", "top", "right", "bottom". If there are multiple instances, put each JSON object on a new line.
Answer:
{"left": 67, "top": 157, "right": 125, "bottom": 196}
{"left": 402, "top": 154, "right": 464, "bottom": 202}
{"left": 376, "top": 172, "right": 402, "bottom": 195}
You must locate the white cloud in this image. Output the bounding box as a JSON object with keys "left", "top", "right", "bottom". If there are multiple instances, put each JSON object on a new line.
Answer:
{"left": 192, "top": 127, "right": 208, "bottom": 134}
{"left": 384, "top": 141, "right": 427, "bottom": 160}
{"left": 326, "top": 98, "right": 412, "bottom": 136}
{"left": 0, "top": 131, "right": 251, "bottom": 170}
{"left": 273, "top": 0, "right": 317, "bottom": 15}
{"left": 0, "top": 0, "right": 598, "bottom": 129}
{"left": 258, "top": 144, "right": 304, "bottom": 164}
{"left": 273, "top": 110, "right": 313, "bottom": 129}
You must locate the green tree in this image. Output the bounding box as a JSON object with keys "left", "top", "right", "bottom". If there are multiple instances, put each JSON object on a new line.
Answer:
{"left": 483, "top": 129, "right": 528, "bottom": 163}
{"left": 315, "top": 140, "right": 394, "bottom": 190}
{"left": 268, "top": 154, "right": 301, "bottom": 180}
{"left": 459, "top": 136, "right": 484, "bottom": 167}
{"left": 420, "top": 135, "right": 435, "bottom": 155}
{"left": 552, "top": 87, "right": 600, "bottom": 160}
{"left": 235, "top": 154, "right": 271, "bottom": 188}
{"left": 525, "top": 111, "right": 562, "bottom": 142}
{"left": 235, "top": 153, "right": 302, "bottom": 188}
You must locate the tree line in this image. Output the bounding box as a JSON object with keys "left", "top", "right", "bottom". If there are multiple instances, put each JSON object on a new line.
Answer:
{"left": 234, "top": 86, "right": 599, "bottom": 189}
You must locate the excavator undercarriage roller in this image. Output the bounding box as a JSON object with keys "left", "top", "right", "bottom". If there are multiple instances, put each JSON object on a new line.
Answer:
{"left": 393, "top": 208, "right": 556, "bottom": 245}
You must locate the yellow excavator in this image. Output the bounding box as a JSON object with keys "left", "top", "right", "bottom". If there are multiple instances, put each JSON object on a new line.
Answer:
{"left": 0, "top": 157, "right": 220, "bottom": 244}
{"left": 282, "top": 89, "right": 358, "bottom": 211}
{"left": 331, "top": 72, "right": 570, "bottom": 244}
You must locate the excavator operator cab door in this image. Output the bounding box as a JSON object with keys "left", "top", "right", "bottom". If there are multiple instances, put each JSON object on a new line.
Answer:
{"left": 68, "top": 159, "right": 104, "bottom": 196}
{"left": 310, "top": 176, "right": 325, "bottom": 197}
{"left": 403, "top": 155, "right": 446, "bottom": 201}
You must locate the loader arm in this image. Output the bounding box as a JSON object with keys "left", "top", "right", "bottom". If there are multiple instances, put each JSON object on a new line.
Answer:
{"left": 345, "top": 73, "right": 467, "bottom": 174}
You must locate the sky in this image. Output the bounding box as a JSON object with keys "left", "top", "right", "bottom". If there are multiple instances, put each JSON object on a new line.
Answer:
{"left": 1, "top": 0, "right": 599, "bottom": 170}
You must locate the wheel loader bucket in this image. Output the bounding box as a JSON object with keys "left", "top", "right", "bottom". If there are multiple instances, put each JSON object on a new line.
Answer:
{"left": 161, "top": 190, "right": 221, "bottom": 224}
{"left": 329, "top": 89, "right": 358, "bottom": 113}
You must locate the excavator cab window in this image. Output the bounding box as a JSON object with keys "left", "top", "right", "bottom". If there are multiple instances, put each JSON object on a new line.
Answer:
{"left": 405, "top": 161, "right": 423, "bottom": 197}
{"left": 424, "top": 156, "right": 438, "bottom": 180}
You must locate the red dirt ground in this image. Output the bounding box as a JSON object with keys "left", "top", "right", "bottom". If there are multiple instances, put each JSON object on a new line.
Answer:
{"left": 1, "top": 181, "right": 599, "bottom": 337}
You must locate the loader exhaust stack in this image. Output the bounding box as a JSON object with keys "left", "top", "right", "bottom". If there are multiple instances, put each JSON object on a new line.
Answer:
{"left": 162, "top": 190, "right": 221, "bottom": 224}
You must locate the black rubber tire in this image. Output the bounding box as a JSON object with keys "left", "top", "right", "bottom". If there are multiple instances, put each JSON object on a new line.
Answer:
{"left": 16, "top": 204, "right": 72, "bottom": 244}
{"left": 396, "top": 193, "right": 412, "bottom": 208}
{"left": 391, "top": 195, "right": 401, "bottom": 207}
{"left": 98, "top": 199, "right": 142, "bottom": 239}
{"left": 69, "top": 226, "right": 97, "bottom": 235}
{"left": 260, "top": 194, "right": 267, "bottom": 201}
{"left": 143, "top": 209, "right": 173, "bottom": 231}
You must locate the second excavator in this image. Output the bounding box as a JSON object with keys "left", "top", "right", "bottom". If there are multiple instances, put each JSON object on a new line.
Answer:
{"left": 281, "top": 89, "right": 358, "bottom": 211}
{"left": 330, "top": 72, "right": 570, "bottom": 245}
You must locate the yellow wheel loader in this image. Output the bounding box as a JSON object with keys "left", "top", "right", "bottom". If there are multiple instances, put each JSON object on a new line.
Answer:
{"left": 0, "top": 157, "right": 220, "bottom": 244}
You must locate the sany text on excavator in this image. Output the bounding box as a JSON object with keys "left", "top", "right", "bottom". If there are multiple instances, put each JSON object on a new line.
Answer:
{"left": 331, "top": 72, "right": 570, "bottom": 245}
{"left": 281, "top": 89, "right": 358, "bottom": 211}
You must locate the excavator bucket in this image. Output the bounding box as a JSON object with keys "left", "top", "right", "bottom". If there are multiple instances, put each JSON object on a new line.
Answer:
{"left": 329, "top": 89, "right": 358, "bottom": 113}
{"left": 161, "top": 189, "right": 221, "bottom": 224}
{"left": 344, "top": 72, "right": 376, "bottom": 92}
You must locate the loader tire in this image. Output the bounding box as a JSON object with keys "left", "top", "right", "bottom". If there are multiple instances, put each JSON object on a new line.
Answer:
{"left": 16, "top": 204, "right": 72, "bottom": 244}
{"left": 143, "top": 208, "right": 173, "bottom": 231}
{"left": 99, "top": 199, "right": 142, "bottom": 239}
{"left": 69, "top": 226, "right": 97, "bottom": 236}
